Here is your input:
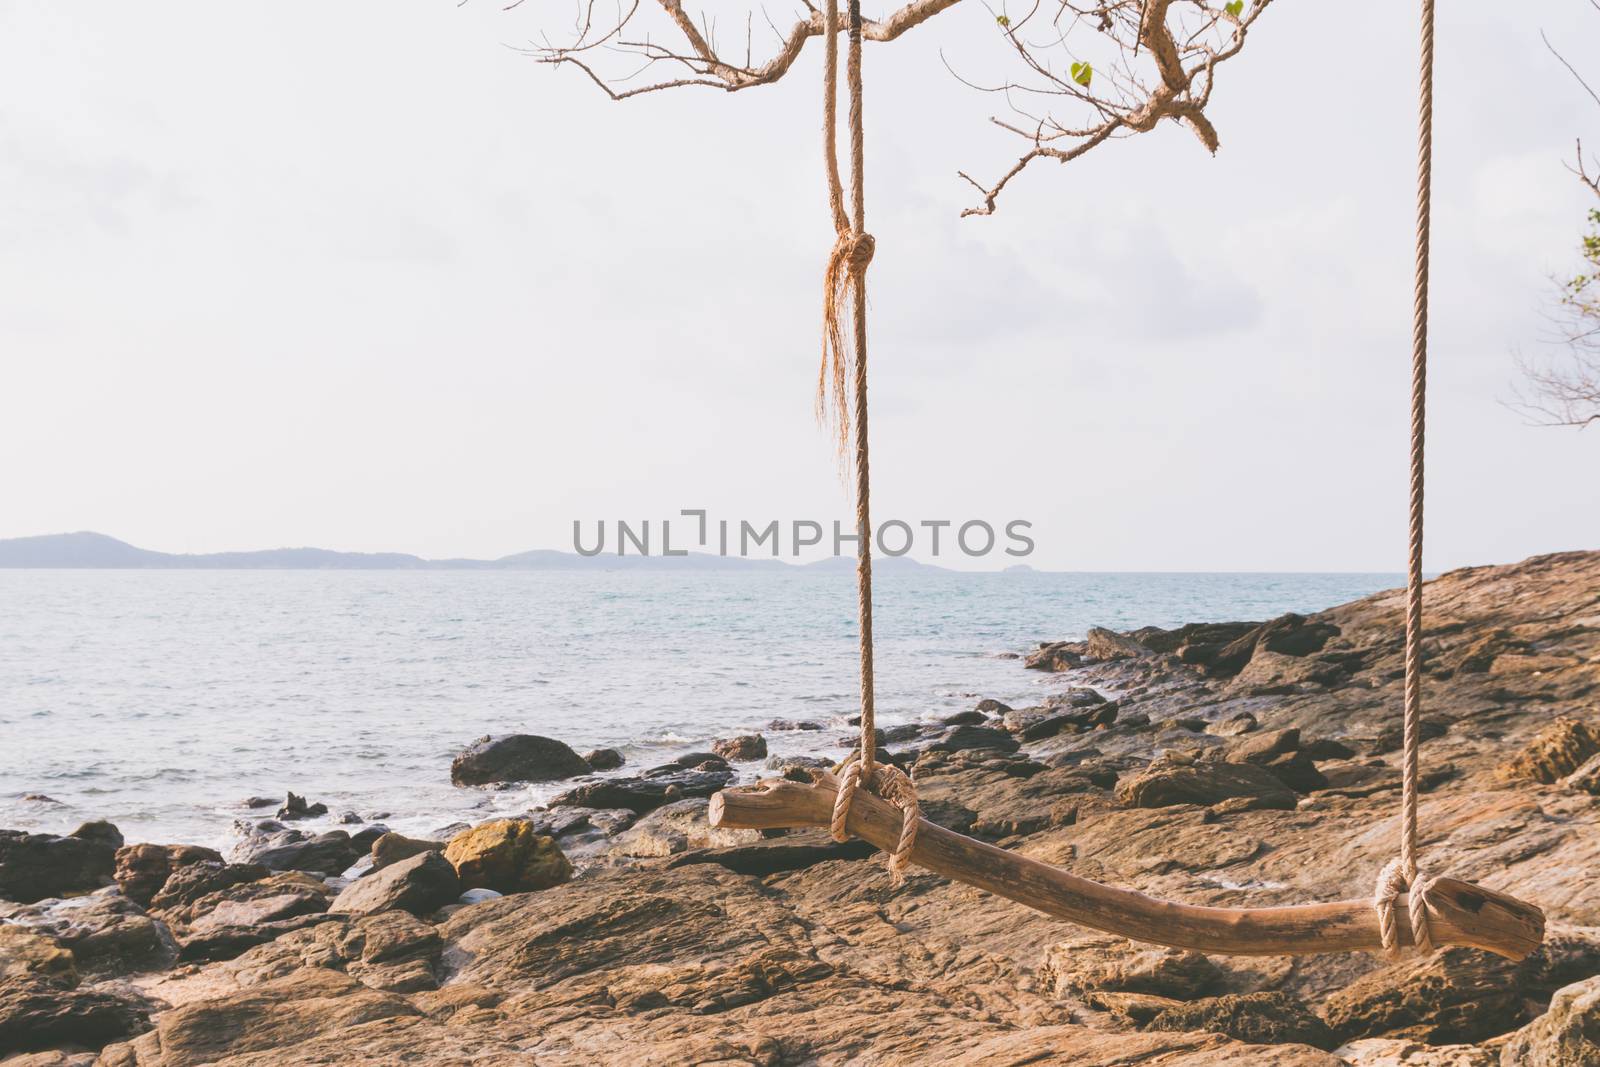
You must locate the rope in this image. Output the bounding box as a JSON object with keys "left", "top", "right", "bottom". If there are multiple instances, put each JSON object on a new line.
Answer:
{"left": 816, "top": 0, "right": 919, "bottom": 885}
{"left": 1373, "top": 0, "right": 1438, "bottom": 957}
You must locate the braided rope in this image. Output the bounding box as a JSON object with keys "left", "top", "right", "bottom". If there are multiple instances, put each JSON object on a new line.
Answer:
{"left": 1373, "top": 0, "right": 1438, "bottom": 957}
{"left": 829, "top": 755, "right": 920, "bottom": 886}
{"left": 816, "top": 1, "right": 921, "bottom": 885}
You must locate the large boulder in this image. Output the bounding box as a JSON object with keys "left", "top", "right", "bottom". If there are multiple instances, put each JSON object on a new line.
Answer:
{"left": 331, "top": 850, "right": 459, "bottom": 917}
{"left": 583, "top": 747, "right": 626, "bottom": 771}
{"left": 1497, "top": 719, "right": 1600, "bottom": 784}
{"left": 0, "top": 821, "right": 123, "bottom": 904}
{"left": 450, "top": 734, "right": 591, "bottom": 786}
{"left": 231, "top": 824, "right": 362, "bottom": 876}
{"left": 550, "top": 767, "right": 735, "bottom": 816}
{"left": 710, "top": 734, "right": 767, "bottom": 762}
{"left": 0, "top": 974, "right": 151, "bottom": 1055}
{"left": 1498, "top": 975, "right": 1600, "bottom": 1066}
{"left": 1113, "top": 756, "right": 1297, "bottom": 811}
{"left": 443, "top": 820, "right": 572, "bottom": 895}
{"left": 113, "top": 842, "right": 223, "bottom": 906}
{"left": 369, "top": 832, "right": 444, "bottom": 871}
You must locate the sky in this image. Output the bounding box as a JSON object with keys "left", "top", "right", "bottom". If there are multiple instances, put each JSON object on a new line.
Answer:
{"left": 0, "top": 1, "right": 1596, "bottom": 572}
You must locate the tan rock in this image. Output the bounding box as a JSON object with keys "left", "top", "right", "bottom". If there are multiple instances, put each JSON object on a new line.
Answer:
{"left": 1497, "top": 974, "right": 1600, "bottom": 1066}
{"left": 444, "top": 819, "right": 572, "bottom": 895}
{"left": 1497, "top": 718, "right": 1600, "bottom": 784}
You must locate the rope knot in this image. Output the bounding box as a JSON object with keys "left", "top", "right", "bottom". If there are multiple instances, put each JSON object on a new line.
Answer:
{"left": 843, "top": 230, "right": 875, "bottom": 276}
{"left": 1372, "top": 858, "right": 1437, "bottom": 956}
{"left": 828, "top": 754, "right": 920, "bottom": 887}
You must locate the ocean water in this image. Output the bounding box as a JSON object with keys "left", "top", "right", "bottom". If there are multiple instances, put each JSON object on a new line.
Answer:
{"left": 0, "top": 569, "right": 1399, "bottom": 849}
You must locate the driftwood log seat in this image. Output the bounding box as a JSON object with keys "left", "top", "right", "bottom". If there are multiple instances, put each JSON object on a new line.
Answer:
{"left": 710, "top": 772, "right": 1546, "bottom": 961}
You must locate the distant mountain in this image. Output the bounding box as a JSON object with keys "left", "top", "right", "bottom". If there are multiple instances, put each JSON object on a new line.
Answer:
{"left": 0, "top": 531, "right": 951, "bottom": 572}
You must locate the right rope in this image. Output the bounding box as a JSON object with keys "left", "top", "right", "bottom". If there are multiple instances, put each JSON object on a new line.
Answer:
{"left": 1373, "top": 0, "right": 1438, "bottom": 957}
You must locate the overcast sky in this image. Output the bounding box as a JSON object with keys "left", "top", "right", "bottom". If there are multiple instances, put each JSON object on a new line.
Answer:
{"left": 1, "top": 2, "right": 1596, "bottom": 571}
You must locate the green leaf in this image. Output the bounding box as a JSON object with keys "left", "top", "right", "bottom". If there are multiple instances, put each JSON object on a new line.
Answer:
{"left": 1224, "top": 1, "right": 1244, "bottom": 17}
{"left": 996, "top": 13, "right": 1010, "bottom": 27}
{"left": 1070, "top": 61, "right": 1092, "bottom": 88}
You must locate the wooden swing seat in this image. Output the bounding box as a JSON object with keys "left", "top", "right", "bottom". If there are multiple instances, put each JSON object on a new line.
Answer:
{"left": 709, "top": 771, "right": 1546, "bottom": 961}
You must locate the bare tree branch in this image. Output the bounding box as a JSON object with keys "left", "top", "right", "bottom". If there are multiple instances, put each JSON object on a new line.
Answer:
{"left": 517, "top": 0, "right": 1274, "bottom": 214}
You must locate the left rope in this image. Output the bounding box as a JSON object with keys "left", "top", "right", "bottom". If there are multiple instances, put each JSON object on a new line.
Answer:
{"left": 818, "top": 0, "right": 918, "bottom": 887}
{"left": 1372, "top": 0, "right": 1439, "bottom": 957}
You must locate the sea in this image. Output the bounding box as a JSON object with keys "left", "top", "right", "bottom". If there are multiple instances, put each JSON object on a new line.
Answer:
{"left": 0, "top": 569, "right": 1400, "bottom": 849}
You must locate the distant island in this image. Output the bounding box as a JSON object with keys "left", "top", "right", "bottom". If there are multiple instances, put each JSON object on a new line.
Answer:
{"left": 0, "top": 532, "right": 958, "bottom": 572}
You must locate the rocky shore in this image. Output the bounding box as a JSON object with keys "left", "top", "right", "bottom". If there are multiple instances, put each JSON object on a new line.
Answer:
{"left": 2, "top": 551, "right": 1598, "bottom": 1065}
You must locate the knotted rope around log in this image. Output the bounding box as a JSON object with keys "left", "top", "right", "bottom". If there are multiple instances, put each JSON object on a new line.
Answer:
{"left": 814, "top": 0, "right": 920, "bottom": 887}
{"left": 1370, "top": 0, "right": 1439, "bottom": 958}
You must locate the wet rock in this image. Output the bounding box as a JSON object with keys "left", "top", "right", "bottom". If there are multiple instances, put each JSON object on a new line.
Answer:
{"left": 0, "top": 889, "right": 177, "bottom": 977}
{"left": 0, "top": 821, "right": 123, "bottom": 904}
{"left": 112, "top": 843, "right": 222, "bottom": 906}
{"left": 765, "top": 754, "right": 832, "bottom": 776}
{"left": 1497, "top": 974, "right": 1600, "bottom": 1066}
{"left": 1497, "top": 718, "right": 1600, "bottom": 784}
{"left": 710, "top": 734, "right": 767, "bottom": 762}
{"left": 653, "top": 752, "right": 730, "bottom": 772}
{"left": 1146, "top": 991, "right": 1337, "bottom": 1050}
{"left": 940, "top": 709, "right": 990, "bottom": 727}
{"left": 369, "top": 832, "right": 444, "bottom": 871}
{"left": 1114, "top": 755, "right": 1297, "bottom": 810}
{"left": 926, "top": 725, "right": 1020, "bottom": 754}
{"left": 337, "top": 811, "right": 363, "bottom": 824}
{"left": 443, "top": 819, "right": 572, "bottom": 895}
{"left": 241, "top": 796, "right": 277, "bottom": 809}
{"left": 582, "top": 747, "right": 625, "bottom": 771}
{"left": 1040, "top": 937, "right": 1224, "bottom": 999}
{"left": 449, "top": 734, "right": 591, "bottom": 787}
{"left": 608, "top": 798, "right": 763, "bottom": 859}
{"left": 766, "top": 718, "right": 824, "bottom": 731}
{"left": 0, "top": 975, "right": 151, "bottom": 1055}
{"left": 277, "top": 792, "right": 328, "bottom": 821}
{"left": 1086, "top": 627, "right": 1148, "bottom": 661}
{"left": 232, "top": 825, "right": 361, "bottom": 876}
{"left": 331, "top": 850, "right": 459, "bottom": 917}
{"left": 549, "top": 768, "right": 734, "bottom": 816}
